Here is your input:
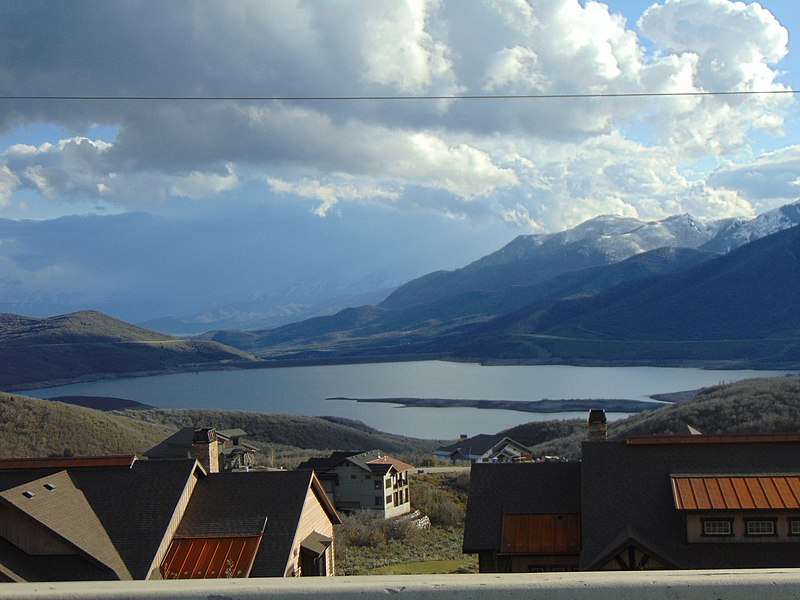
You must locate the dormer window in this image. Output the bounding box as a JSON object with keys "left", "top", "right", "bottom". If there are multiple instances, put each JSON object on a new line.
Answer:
{"left": 745, "top": 519, "right": 776, "bottom": 537}
{"left": 790, "top": 520, "right": 800, "bottom": 536}
{"left": 702, "top": 519, "right": 733, "bottom": 537}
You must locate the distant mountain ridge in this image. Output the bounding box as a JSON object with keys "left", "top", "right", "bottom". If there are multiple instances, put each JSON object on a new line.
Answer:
{"left": 0, "top": 310, "right": 259, "bottom": 390}
{"left": 201, "top": 200, "right": 800, "bottom": 368}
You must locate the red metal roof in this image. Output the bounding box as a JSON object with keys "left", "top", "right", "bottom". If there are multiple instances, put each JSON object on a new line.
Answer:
{"left": 160, "top": 535, "right": 263, "bottom": 579}
{"left": 629, "top": 433, "right": 800, "bottom": 446}
{"left": 671, "top": 475, "right": 800, "bottom": 510}
{"left": 0, "top": 455, "right": 137, "bottom": 470}
{"left": 367, "top": 456, "right": 415, "bottom": 472}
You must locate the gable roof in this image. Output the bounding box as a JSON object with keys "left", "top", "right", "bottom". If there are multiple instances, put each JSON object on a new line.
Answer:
{"left": 367, "top": 456, "right": 414, "bottom": 472}
{"left": 436, "top": 434, "right": 529, "bottom": 458}
{"left": 0, "top": 458, "right": 200, "bottom": 581}
{"left": 581, "top": 438, "right": 800, "bottom": 570}
{"left": 175, "top": 470, "right": 339, "bottom": 577}
{"left": 463, "top": 462, "right": 581, "bottom": 553}
{"left": 297, "top": 449, "right": 411, "bottom": 475}
{"left": 0, "top": 470, "right": 130, "bottom": 579}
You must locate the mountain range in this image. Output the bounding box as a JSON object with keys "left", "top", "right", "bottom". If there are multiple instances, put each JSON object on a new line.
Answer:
{"left": 200, "top": 200, "right": 800, "bottom": 368}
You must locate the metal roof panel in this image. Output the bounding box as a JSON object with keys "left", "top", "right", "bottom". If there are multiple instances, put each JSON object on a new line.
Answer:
{"left": 672, "top": 475, "right": 800, "bottom": 511}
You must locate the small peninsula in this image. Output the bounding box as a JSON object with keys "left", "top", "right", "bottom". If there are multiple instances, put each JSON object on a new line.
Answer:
{"left": 326, "top": 396, "right": 665, "bottom": 414}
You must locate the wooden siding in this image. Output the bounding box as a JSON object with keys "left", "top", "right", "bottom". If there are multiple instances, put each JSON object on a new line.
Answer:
{"left": 500, "top": 514, "right": 580, "bottom": 555}
{"left": 286, "top": 485, "right": 337, "bottom": 576}
{"left": 672, "top": 475, "right": 800, "bottom": 511}
{"left": 0, "top": 503, "right": 73, "bottom": 555}
{"left": 146, "top": 464, "right": 203, "bottom": 580}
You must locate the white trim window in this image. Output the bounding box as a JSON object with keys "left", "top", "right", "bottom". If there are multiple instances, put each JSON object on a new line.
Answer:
{"left": 702, "top": 520, "right": 733, "bottom": 536}
{"left": 790, "top": 519, "right": 800, "bottom": 536}
{"left": 745, "top": 520, "right": 776, "bottom": 537}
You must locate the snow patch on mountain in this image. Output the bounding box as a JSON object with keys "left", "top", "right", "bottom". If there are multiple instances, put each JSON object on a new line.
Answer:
{"left": 476, "top": 200, "right": 800, "bottom": 269}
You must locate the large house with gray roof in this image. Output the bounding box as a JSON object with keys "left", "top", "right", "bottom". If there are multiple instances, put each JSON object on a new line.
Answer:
{"left": 297, "top": 450, "right": 413, "bottom": 518}
{"left": 434, "top": 433, "right": 531, "bottom": 464}
{"left": 0, "top": 435, "right": 340, "bottom": 582}
{"left": 464, "top": 414, "right": 800, "bottom": 573}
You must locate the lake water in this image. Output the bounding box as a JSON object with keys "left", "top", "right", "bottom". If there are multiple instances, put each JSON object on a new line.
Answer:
{"left": 21, "top": 361, "right": 793, "bottom": 440}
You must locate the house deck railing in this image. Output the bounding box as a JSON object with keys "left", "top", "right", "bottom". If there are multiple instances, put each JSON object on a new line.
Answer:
{"left": 3, "top": 569, "right": 800, "bottom": 600}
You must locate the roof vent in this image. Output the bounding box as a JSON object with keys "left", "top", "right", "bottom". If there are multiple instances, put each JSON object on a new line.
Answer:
{"left": 43, "top": 482, "right": 56, "bottom": 491}
{"left": 22, "top": 491, "right": 35, "bottom": 499}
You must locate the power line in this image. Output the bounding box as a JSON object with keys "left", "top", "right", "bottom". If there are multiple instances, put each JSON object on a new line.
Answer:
{"left": 0, "top": 89, "right": 796, "bottom": 101}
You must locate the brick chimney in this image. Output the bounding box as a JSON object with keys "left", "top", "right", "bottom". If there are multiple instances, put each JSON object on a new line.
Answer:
{"left": 192, "top": 428, "right": 220, "bottom": 473}
{"left": 588, "top": 409, "right": 607, "bottom": 442}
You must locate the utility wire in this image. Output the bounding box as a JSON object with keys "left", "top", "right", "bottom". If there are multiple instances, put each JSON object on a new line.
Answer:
{"left": 0, "top": 89, "right": 796, "bottom": 101}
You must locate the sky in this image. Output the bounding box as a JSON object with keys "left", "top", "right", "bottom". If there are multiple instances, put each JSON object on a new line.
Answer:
{"left": 0, "top": 0, "right": 799, "bottom": 324}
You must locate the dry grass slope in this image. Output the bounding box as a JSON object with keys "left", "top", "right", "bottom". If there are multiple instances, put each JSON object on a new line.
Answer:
{"left": 527, "top": 376, "right": 800, "bottom": 459}
{"left": 115, "top": 407, "right": 440, "bottom": 466}
{"left": 0, "top": 393, "right": 172, "bottom": 459}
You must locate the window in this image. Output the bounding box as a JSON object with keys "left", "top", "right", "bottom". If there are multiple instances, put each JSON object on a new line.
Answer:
{"left": 394, "top": 491, "right": 399, "bottom": 505}
{"left": 386, "top": 495, "right": 392, "bottom": 505}
{"left": 745, "top": 519, "right": 776, "bottom": 537}
{"left": 350, "top": 474, "right": 357, "bottom": 480}
{"left": 374, "top": 480, "right": 381, "bottom": 490}
{"left": 385, "top": 479, "right": 391, "bottom": 489}
{"left": 790, "top": 519, "right": 800, "bottom": 536}
{"left": 702, "top": 520, "right": 733, "bottom": 537}
{"left": 375, "top": 496, "right": 382, "bottom": 506}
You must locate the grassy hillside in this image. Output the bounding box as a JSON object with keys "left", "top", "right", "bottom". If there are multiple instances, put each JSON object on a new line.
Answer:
{"left": 0, "top": 394, "right": 440, "bottom": 469}
{"left": 116, "top": 408, "right": 441, "bottom": 461}
{"left": 0, "top": 310, "right": 259, "bottom": 390}
{"left": 0, "top": 393, "right": 172, "bottom": 458}
{"left": 521, "top": 376, "right": 800, "bottom": 459}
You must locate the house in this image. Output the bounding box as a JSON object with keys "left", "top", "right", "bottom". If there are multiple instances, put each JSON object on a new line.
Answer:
{"left": 463, "top": 462, "right": 582, "bottom": 572}
{"left": 143, "top": 426, "right": 257, "bottom": 472}
{"left": 0, "top": 455, "right": 201, "bottom": 582}
{"left": 297, "top": 450, "right": 413, "bottom": 518}
{"left": 434, "top": 433, "right": 531, "bottom": 464}
{"left": 161, "top": 469, "right": 339, "bottom": 578}
{"left": 464, "top": 413, "right": 800, "bottom": 572}
{"left": 0, "top": 448, "right": 339, "bottom": 582}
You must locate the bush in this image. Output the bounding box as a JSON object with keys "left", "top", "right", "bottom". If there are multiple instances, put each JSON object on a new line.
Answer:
{"left": 412, "top": 474, "right": 467, "bottom": 529}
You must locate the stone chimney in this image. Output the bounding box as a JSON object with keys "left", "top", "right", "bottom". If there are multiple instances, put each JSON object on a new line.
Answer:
{"left": 192, "top": 428, "right": 220, "bottom": 473}
{"left": 588, "top": 409, "right": 607, "bottom": 442}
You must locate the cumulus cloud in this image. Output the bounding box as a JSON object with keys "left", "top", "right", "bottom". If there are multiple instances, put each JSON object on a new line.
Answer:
{"left": 0, "top": 0, "right": 794, "bottom": 230}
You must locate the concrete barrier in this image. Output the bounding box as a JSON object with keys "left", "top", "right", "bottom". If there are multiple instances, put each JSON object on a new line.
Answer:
{"left": 3, "top": 570, "right": 800, "bottom": 600}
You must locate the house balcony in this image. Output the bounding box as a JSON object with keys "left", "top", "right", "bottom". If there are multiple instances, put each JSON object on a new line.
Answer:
{"left": 3, "top": 569, "right": 800, "bottom": 599}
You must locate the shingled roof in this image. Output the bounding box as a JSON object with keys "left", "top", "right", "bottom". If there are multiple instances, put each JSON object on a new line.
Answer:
{"left": 297, "top": 449, "right": 412, "bottom": 474}
{"left": 0, "top": 470, "right": 129, "bottom": 579}
{"left": 0, "top": 458, "right": 200, "bottom": 581}
{"left": 463, "top": 462, "right": 581, "bottom": 553}
{"left": 581, "top": 438, "right": 800, "bottom": 570}
{"left": 175, "top": 470, "right": 339, "bottom": 577}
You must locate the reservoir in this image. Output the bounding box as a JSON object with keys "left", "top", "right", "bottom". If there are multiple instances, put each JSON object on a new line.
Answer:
{"left": 21, "top": 361, "right": 791, "bottom": 439}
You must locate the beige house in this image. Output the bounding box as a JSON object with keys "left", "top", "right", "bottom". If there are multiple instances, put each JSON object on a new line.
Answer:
{"left": 297, "top": 450, "right": 413, "bottom": 518}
